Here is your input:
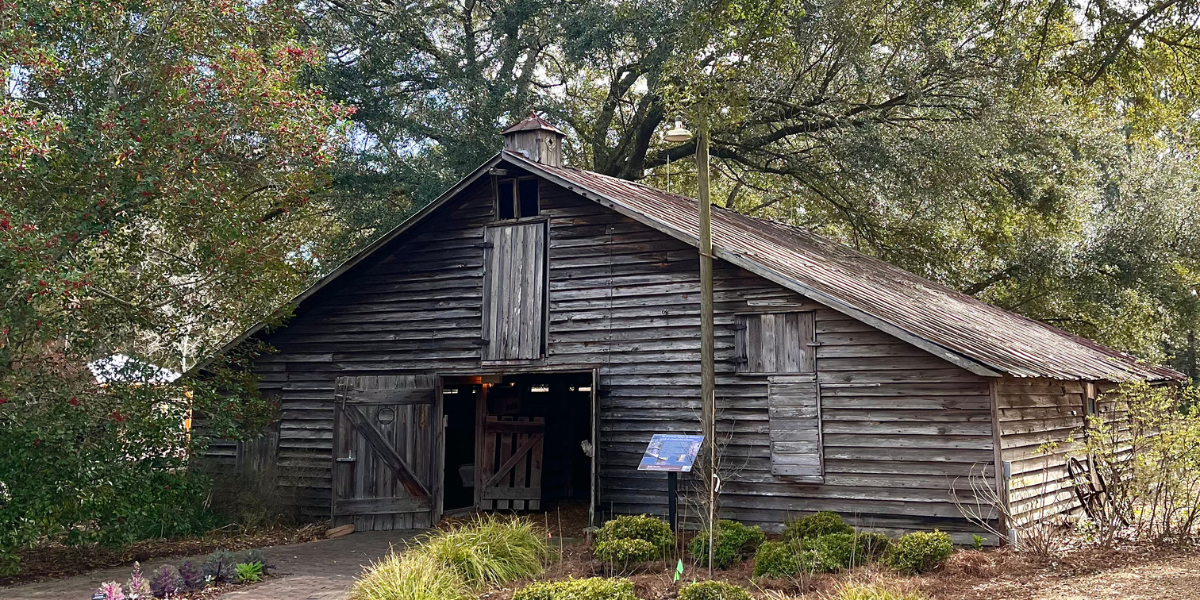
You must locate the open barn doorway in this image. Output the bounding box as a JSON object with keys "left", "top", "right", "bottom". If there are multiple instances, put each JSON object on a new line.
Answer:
{"left": 439, "top": 371, "right": 595, "bottom": 520}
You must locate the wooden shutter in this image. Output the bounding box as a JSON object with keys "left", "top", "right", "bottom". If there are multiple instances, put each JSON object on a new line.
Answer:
{"left": 332, "top": 375, "right": 440, "bottom": 530}
{"left": 482, "top": 222, "right": 547, "bottom": 361}
{"left": 768, "top": 374, "right": 823, "bottom": 480}
{"left": 736, "top": 312, "right": 815, "bottom": 373}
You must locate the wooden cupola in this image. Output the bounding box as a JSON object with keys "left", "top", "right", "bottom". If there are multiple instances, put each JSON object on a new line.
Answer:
{"left": 501, "top": 112, "right": 565, "bottom": 167}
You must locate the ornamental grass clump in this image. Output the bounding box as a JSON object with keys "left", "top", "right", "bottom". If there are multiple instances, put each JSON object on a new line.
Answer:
{"left": 417, "top": 515, "right": 553, "bottom": 586}
{"left": 512, "top": 577, "right": 639, "bottom": 600}
{"left": 825, "top": 582, "right": 927, "bottom": 600}
{"left": 349, "top": 551, "right": 468, "bottom": 600}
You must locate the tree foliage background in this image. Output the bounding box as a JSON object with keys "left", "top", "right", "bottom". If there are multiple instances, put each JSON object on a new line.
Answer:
{"left": 4, "top": 0, "right": 1200, "bottom": 573}
{"left": 313, "top": 0, "right": 1200, "bottom": 375}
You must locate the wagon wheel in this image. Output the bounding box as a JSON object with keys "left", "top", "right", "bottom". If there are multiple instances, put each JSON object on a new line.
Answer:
{"left": 1066, "top": 457, "right": 1104, "bottom": 522}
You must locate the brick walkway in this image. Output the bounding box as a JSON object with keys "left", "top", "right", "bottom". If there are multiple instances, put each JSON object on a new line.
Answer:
{"left": 1, "top": 530, "right": 416, "bottom": 600}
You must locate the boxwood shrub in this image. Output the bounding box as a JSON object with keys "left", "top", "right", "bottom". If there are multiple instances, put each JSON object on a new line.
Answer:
{"left": 594, "top": 538, "right": 660, "bottom": 569}
{"left": 882, "top": 531, "right": 954, "bottom": 575}
{"left": 688, "top": 520, "right": 765, "bottom": 569}
{"left": 513, "top": 577, "right": 639, "bottom": 600}
{"left": 782, "top": 511, "right": 854, "bottom": 543}
{"left": 594, "top": 515, "right": 674, "bottom": 556}
{"left": 678, "top": 580, "right": 753, "bottom": 600}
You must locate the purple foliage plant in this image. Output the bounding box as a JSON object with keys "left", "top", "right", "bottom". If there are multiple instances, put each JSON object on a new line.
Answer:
{"left": 177, "top": 559, "right": 204, "bottom": 590}
{"left": 125, "top": 562, "right": 151, "bottom": 599}
{"left": 94, "top": 581, "right": 125, "bottom": 600}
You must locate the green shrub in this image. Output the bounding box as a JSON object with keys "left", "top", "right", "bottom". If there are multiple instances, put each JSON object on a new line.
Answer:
{"left": 594, "top": 515, "right": 674, "bottom": 555}
{"left": 782, "top": 511, "right": 854, "bottom": 542}
{"left": 830, "top": 583, "right": 927, "bottom": 600}
{"left": 350, "top": 551, "right": 468, "bottom": 600}
{"left": 753, "top": 541, "right": 810, "bottom": 577}
{"left": 512, "top": 577, "right": 639, "bottom": 600}
{"left": 855, "top": 532, "right": 892, "bottom": 561}
{"left": 678, "top": 580, "right": 752, "bottom": 600}
{"left": 417, "top": 515, "right": 553, "bottom": 586}
{"left": 688, "top": 520, "right": 765, "bottom": 569}
{"left": 595, "top": 538, "right": 660, "bottom": 568}
{"left": 882, "top": 531, "right": 954, "bottom": 575}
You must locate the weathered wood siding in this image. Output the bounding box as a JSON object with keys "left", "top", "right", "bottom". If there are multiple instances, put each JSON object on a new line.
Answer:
{"left": 993, "top": 377, "right": 1088, "bottom": 526}
{"left": 232, "top": 175, "right": 997, "bottom": 541}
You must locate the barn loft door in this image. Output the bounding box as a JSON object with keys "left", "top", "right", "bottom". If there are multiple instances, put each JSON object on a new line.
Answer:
{"left": 332, "top": 375, "right": 440, "bottom": 530}
{"left": 482, "top": 222, "right": 547, "bottom": 362}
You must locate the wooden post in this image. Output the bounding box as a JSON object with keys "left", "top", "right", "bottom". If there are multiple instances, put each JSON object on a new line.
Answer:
{"left": 696, "top": 104, "right": 717, "bottom": 573}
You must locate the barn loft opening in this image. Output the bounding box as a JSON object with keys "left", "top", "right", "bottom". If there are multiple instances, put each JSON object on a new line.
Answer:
{"left": 441, "top": 372, "right": 594, "bottom": 515}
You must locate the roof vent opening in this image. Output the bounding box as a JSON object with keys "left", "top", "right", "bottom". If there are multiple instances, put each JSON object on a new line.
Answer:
{"left": 501, "top": 112, "right": 565, "bottom": 167}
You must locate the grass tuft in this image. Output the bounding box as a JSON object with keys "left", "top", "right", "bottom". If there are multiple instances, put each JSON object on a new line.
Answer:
{"left": 824, "top": 582, "right": 927, "bottom": 600}
{"left": 349, "top": 550, "right": 468, "bottom": 600}
{"left": 418, "top": 514, "right": 554, "bottom": 587}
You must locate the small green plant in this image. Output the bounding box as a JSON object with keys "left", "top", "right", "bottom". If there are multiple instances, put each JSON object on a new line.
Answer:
{"left": 236, "top": 549, "right": 271, "bottom": 573}
{"left": 688, "top": 520, "right": 765, "bottom": 569}
{"left": 235, "top": 561, "right": 264, "bottom": 584}
{"left": 350, "top": 551, "right": 468, "bottom": 600}
{"left": 972, "top": 534, "right": 985, "bottom": 550}
{"left": 512, "top": 577, "right": 639, "bottom": 600}
{"left": 782, "top": 511, "right": 854, "bottom": 542}
{"left": 830, "top": 583, "right": 927, "bottom": 600}
{"left": 678, "top": 580, "right": 752, "bottom": 600}
{"left": 883, "top": 531, "right": 954, "bottom": 575}
{"left": 417, "top": 514, "right": 553, "bottom": 586}
{"left": 594, "top": 515, "right": 674, "bottom": 556}
{"left": 595, "top": 538, "right": 660, "bottom": 569}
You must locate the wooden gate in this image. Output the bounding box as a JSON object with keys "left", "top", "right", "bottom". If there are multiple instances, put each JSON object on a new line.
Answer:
{"left": 479, "top": 416, "right": 545, "bottom": 510}
{"left": 333, "top": 375, "right": 440, "bottom": 530}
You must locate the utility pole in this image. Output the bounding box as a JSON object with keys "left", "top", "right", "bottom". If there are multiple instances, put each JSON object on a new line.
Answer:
{"left": 696, "top": 103, "right": 717, "bottom": 574}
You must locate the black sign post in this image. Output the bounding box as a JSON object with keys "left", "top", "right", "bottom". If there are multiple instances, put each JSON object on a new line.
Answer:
{"left": 637, "top": 434, "right": 704, "bottom": 534}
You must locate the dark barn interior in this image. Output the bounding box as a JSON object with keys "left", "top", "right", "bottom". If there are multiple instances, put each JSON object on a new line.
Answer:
{"left": 442, "top": 372, "right": 593, "bottom": 514}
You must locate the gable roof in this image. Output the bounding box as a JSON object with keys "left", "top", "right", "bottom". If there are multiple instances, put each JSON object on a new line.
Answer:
{"left": 194, "top": 150, "right": 1181, "bottom": 382}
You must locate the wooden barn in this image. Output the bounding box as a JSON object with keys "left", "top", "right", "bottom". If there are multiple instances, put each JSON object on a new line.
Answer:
{"left": 197, "top": 114, "right": 1181, "bottom": 543}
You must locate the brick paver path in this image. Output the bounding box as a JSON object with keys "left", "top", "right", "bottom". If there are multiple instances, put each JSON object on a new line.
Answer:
{"left": 1, "top": 530, "right": 416, "bottom": 600}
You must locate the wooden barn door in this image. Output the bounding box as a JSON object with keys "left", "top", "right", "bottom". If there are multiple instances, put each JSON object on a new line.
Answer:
{"left": 332, "top": 375, "right": 440, "bottom": 530}
{"left": 482, "top": 222, "right": 547, "bottom": 361}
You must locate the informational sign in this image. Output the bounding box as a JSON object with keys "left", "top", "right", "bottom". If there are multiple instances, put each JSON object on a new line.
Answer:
{"left": 637, "top": 434, "right": 704, "bottom": 472}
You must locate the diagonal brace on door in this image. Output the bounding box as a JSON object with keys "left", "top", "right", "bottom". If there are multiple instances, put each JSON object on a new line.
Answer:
{"left": 339, "top": 403, "right": 431, "bottom": 498}
{"left": 482, "top": 433, "right": 544, "bottom": 489}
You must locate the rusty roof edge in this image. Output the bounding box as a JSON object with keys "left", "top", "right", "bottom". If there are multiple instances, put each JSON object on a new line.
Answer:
{"left": 186, "top": 153, "right": 507, "bottom": 377}
{"left": 503, "top": 152, "right": 1007, "bottom": 378}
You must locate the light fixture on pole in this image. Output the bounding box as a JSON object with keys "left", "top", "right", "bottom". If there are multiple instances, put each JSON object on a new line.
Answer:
{"left": 664, "top": 118, "right": 692, "bottom": 192}
{"left": 665, "top": 111, "right": 717, "bottom": 572}
{"left": 664, "top": 118, "right": 692, "bottom": 143}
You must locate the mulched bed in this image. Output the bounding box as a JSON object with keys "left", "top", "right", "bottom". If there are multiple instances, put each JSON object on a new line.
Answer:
{"left": 0, "top": 522, "right": 326, "bottom": 587}
{"left": 476, "top": 534, "right": 1200, "bottom": 600}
